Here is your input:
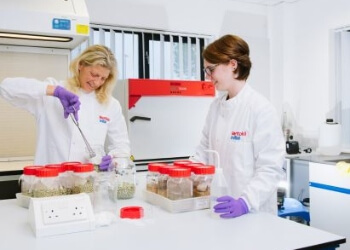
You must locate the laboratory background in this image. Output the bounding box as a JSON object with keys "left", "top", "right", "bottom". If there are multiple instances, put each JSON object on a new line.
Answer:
{"left": 0, "top": 0, "right": 349, "bottom": 249}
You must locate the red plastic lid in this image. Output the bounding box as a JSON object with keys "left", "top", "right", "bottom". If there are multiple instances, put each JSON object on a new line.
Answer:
{"left": 23, "top": 166, "right": 44, "bottom": 175}
{"left": 45, "top": 164, "right": 65, "bottom": 173}
{"left": 192, "top": 165, "right": 215, "bottom": 175}
{"left": 61, "top": 162, "right": 81, "bottom": 171}
{"left": 184, "top": 163, "right": 204, "bottom": 171}
{"left": 35, "top": 167, "right": 59, "bottom": 177}
{"left": 120, "top": 206, "right": 144, "bottom": 219}
{"left": 173, "top": 160, "right": 192, "bottom": 167}
{"left": 168, "top": 168, "right": 191, "bottom": 178}
{"left": 73, "top": 163, "right": 94, "bottom": 173}
{"left": 158, "top": 165, "right": 175, "bottom": 175}
{"left": 148, "top": 163, "right": 167, "bottom": 172}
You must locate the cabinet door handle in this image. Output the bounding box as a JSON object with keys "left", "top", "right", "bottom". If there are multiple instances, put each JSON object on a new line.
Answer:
{"left": 130, "top": 116, "right": 151, "bottom": 122}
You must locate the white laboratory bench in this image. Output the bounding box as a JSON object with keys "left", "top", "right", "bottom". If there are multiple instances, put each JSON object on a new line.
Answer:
{"left": 0, "top": 173, "right": 346, "bottom": 250}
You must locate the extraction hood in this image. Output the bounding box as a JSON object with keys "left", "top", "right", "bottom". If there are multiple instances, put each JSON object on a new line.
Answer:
{"left": 0, "top": 0, "right": 90, "bottom": 49}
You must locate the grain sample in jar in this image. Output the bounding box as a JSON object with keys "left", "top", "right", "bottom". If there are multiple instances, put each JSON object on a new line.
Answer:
{"left": 167, "top": 168, "right": 193, "bottom": 200}
{"left": 61, "top": 162, "right": 81, "bottom": 195}
{"left": 146, "top": 163, "right": 166, "bottom": 193}
{"left": 114, "top": 158, "right": 136, "bottom": 199}
{"left": 45, "top": 164, "right": 65, "bottom": 195}
{"left": 157, "top": 165, "right": 175, "bottom": 197}
{"left": 72, "top": 163, "right": 95, "bottom": 194}
{"left": 19, "top": 166, "right": 43, "bottom": 197}
{"left": 191, "top": 165, "right": 215, "bottom": 197}
{"left": 32, "top": 168, "right": 61, "bottom": 198}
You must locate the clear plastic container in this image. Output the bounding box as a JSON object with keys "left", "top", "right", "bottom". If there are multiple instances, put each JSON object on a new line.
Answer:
{"left": 114, "top": 158, "right": 136, "bottom": 199}
{"left": 19, "top": 165, "right": 43, "bottom": 197}
{"left": 72, "top": 163, "right": 96, "bottom": 194}
{"left": 167, "top": 168, "right": 193, "bottom": 200}
{"left": 93, "top": 171, "right": 117, "bottom": 214}
{"left": 191, "top": 165, "right": 215, "bottom": 197}
{"left": 61, "top": 162, "right": 81, "bottom": 195}
{"left": 146, "top": 163, "right": 166, "bottom": 193}
{"left": 45, "top": 164, "right": 65, "bottom": 195}
{"left": 157, "top": 165, "right": 175, "bottom": 197}
{"left": 210, "top": 168, "right": 229, "bottom": 218}
{"left": 32, "top": 168, "right": 61, "bottom": 198}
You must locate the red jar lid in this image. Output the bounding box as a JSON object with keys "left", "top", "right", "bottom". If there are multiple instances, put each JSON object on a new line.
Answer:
{"left": 192, "top": 165, "right": 215, "bottom": 175}
{"left": 45, "top": 164, "right": 65, "bottom": 173}
{"left": 148, "top": 163, "right": 167, "bottom": 172}
{"left": 185, "top": 163, "right": 204, "bottom": 171}
{"left": 158, "top": 165, "right": 175, "bottom": 175}
{"left": 120, "top": 206, "right": 144, "bottom": 219}
{"left": 36, "top": 168, "right": 59, "bottom": 177}
{"left": 73, "top": 163, "right": 94, "bottom": 173}
{"left": 23, "top": 166, "right": 44, "bottom": 175}
{"left": 168, "top": 168, "right": 191, "bottom": 178}
{"left": 173, "top": 160, "right": 192, "bottom": 167}
{"left": 61, "top": 162, "right": 81, "bottom": 171}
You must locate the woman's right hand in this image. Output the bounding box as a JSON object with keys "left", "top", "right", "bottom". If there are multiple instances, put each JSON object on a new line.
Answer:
{"left": 53, "top": 86, "right": 80, "bottom": 120}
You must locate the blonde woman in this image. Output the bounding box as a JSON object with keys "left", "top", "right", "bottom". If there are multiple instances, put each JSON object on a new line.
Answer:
{"left": 0, "top": 45, "right": 130, "bottom": 170}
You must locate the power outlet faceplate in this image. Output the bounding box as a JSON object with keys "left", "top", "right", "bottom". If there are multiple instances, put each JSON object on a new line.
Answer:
{"left": 42, "top": 199, "right": 88, "bottom": 225}
{"left": 29, "top": 193, "right": 95, "bottom": 237}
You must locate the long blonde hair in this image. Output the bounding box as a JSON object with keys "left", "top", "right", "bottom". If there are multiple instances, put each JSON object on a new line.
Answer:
{"left": 67, "top": 45, "right": 117, "bottom": 104}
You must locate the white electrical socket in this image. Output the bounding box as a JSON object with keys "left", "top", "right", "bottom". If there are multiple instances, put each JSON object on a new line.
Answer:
{"left": 29, "top": 193, "right": 95, "bottom": 237}
{"left": 42, "top": 199, "right": 88, "bottom": 225}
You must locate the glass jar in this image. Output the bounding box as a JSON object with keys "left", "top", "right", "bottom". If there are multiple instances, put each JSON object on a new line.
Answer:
{"left": 167, "top": 168, "right": 192, "bottom": 200}
{"left": 45, "top": 164, "right": 65, "bottom": 195}
{"left": 146, "top": 163, "right": 166, "bottom": 193}
{"left": 157, "top": 165, "right": 175, "bottom": 197}
{"left": 32, "top": 168, "right": 61, "bottom": 197}
{"left": 72, "top": 163, "right": 96, "bottom": 194}
{"left": 61, "top": 162, "right": 81, "bottom": 195}
{"left": 92, "top": 171, "right": 117, "bottom": 215}
{"left": 19, "top": 165, "right": 43, "bottom": 197}
{"left": 87, "top": 145, "right": 105, "bottom": 172}
{"left": 191, "top": 165, "right": 215, "bottom": 197}
{"left": 114, "top": 158, "right": 136, "bottom": 199}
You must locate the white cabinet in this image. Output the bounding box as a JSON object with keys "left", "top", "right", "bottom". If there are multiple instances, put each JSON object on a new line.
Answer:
{"left": 309, "top": 162, "right": 350, "bottom": 250}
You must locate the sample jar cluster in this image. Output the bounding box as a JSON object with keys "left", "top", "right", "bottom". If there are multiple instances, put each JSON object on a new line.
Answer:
{"left": 146, "top": 160, "right": 215, "bottom": 200}
{"left": 19, "top": 159, "right": 136, "bottom": 200}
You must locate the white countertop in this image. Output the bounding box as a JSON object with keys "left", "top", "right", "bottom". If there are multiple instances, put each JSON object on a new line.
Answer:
{"left": 0, "top": 174, "right": 346, "bottom": 250}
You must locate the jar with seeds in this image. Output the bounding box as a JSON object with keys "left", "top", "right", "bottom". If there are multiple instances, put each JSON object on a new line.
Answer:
{"left": 167, "top": 168, "right": 193, "bottom": 200}
{"left": 114, "top": 158, "right": 136, "bottom": 199}
{"left": 19, "top": 165, "right": 43, "bottom": 197}
{"left": 146, "top": 163, "right": 166, "bottom": 193}
{"left": 157, "top": 165, "right": 175, "bottom": 197}
{"left": 61, "top": 162, "right": 81, "bottom": 195}
{"left": 45, "top": 163, "right": 65, "bottom": 195}
{"left": 32, "top": 168, "right": 62, "bottom": 198}
{"left": 72, "top": 163, "right": 96, "bottom": 194}
{"left": 191, "top": 165, "right": 215, "bottom": 197}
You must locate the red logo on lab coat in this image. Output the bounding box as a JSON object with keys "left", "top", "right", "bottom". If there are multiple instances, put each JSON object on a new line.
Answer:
{"left": 231, "top": 131, "right": 247, "bottom": 141}
{"left": 99, "top": 116, "right": 110, "bottom": 124}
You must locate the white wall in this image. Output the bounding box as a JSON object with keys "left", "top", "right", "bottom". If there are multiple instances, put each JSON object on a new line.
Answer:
{"left": 269, "top": 0, "right": 350, "bottom": 147}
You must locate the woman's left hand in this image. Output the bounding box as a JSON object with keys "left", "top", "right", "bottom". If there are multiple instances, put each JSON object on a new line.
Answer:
{"left": 214, "top": 196, "right": 249, "bottom": 218}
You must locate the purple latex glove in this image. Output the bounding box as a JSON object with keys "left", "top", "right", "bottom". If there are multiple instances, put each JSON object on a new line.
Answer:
{"left": 53, "top": 86, "right": 80, "bottom": 120}
{"left": 99, "top": 155, "right": 113, "bottom": 171}
{"left": 214, "top": 196, "right": 249, "bottom": 219}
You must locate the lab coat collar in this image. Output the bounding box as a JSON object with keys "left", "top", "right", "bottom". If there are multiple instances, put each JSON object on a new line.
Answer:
{"left": 220, "top": 83, "right": 251, "bottom": 108}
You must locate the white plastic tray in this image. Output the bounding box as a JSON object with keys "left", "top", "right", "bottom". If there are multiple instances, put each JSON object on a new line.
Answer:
{"left": 142, "top": 190, "right": 209, "bottom": 213}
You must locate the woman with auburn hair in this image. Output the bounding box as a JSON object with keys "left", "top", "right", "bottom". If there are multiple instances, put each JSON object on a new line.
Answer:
{"left": 191, "top": 34, "right": 285, "bottom": 218}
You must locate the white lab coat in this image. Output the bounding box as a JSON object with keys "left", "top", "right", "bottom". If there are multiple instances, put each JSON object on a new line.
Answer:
{"left": 191, "top": 84, "right": 285, "bottom": 214}
{"left": 0, "top": 77, "right": 131, "bottom": 165}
